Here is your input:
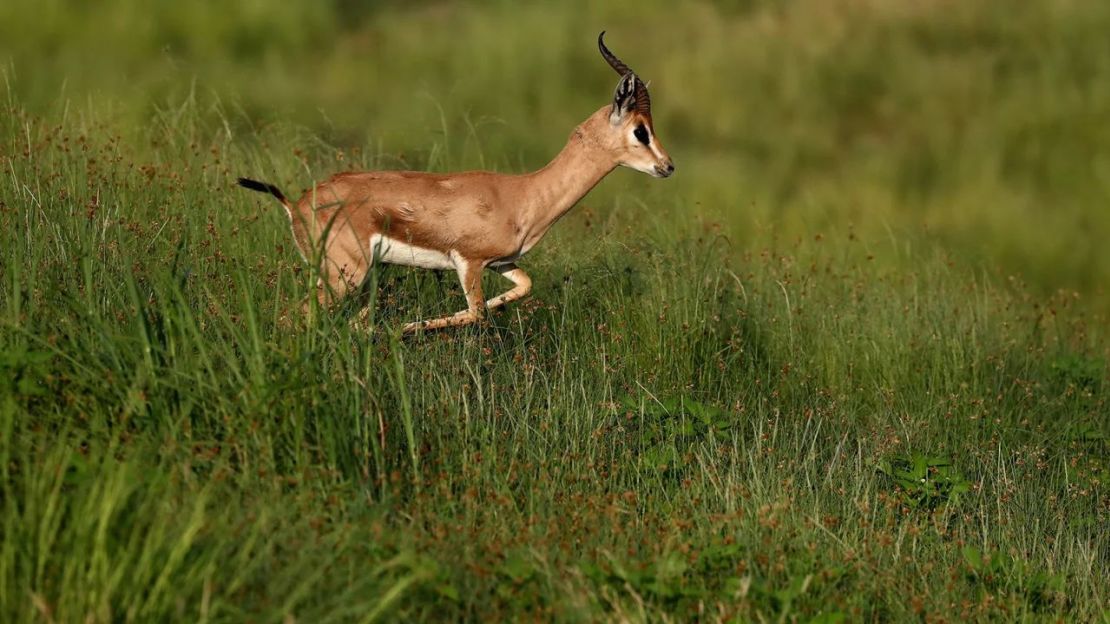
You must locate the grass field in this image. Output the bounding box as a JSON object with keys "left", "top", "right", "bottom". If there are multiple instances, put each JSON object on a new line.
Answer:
{"left": 1, "top": 0, "right": 1108, "bottom": 621}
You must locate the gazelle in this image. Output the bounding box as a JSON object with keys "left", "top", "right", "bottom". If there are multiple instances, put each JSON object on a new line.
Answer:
{"left": 239, "top": 32, "right": 673, "bottom": 333}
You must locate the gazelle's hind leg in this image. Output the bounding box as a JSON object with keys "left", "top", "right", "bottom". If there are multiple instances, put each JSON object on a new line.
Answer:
{"left": 484, "top": 264, "right": 532, "bottom": 311}
{"left": 303, "top": 245, "right": 371, "bottom": 315}
{"left": 402, "top": 258, "right": 486, "bottom": 333}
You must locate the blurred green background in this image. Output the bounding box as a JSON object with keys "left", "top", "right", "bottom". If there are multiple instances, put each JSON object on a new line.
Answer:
{"left": 3, "top": 0, "right": 1108, "bottom": 313}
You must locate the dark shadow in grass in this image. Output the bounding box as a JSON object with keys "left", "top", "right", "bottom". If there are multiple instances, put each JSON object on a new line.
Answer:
{"left": 615, "top": 394, "right": 735, "bottom": 487}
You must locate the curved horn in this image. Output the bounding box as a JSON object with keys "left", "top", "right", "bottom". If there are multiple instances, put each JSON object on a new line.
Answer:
{"left": 598, "top": 31, "right": 632, "bottom": 77}
{"left": 598, "top": 31, "right": 652, "bottom": 116}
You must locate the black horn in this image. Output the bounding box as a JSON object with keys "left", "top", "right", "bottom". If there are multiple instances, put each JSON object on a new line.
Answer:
{"left": 597, "top": 31, "right": 651, "bottom": 116}
{"left": 598, "top": 31, "right": 632, "bottom": 76}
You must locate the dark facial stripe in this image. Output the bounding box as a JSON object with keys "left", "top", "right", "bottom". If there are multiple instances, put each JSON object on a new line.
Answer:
{"left": 633, "top": 124, "right": 650, "bottom": 146}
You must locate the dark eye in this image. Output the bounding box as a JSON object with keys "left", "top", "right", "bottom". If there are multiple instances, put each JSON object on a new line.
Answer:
{"left": 633, "top": 124, "right": 650, "bottom": 146}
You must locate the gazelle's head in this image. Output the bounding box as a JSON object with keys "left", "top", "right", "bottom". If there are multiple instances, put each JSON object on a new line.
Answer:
{"left": 598, "top": 31, "right": 674, "bottom": 179}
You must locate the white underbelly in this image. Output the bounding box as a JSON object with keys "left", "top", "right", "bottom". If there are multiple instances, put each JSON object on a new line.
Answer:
{"left": 370, "top": 234, "right": 455, "bottom": 270}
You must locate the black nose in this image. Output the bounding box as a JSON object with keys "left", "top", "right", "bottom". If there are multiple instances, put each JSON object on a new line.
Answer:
{"left": 665, "top": 162, "right": 675, "bottom": 174}
{"left": 656, "top": 162, "right": 675, "bottom": 177}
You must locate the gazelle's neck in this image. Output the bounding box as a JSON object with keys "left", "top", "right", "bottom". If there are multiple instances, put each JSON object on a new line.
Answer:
{"left": 518, "top": 108, "right": 616, "bottom": 241}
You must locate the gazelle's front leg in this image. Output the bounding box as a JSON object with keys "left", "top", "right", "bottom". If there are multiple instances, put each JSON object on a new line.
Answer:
{"left": 484, "top": 264, "right": 532, "bottom": 311}
{"left": 402, "top": 258, "right": 486, "bottom": 333}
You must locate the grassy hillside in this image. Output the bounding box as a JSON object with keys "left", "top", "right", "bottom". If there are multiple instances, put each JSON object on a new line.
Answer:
{"left": 1, "top": 0, "right": 1107, "bottom": 621}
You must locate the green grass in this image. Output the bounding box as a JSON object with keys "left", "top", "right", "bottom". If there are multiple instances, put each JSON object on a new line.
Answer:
{"left": 1, "top": 0, "right": 1108, "bottom": 621}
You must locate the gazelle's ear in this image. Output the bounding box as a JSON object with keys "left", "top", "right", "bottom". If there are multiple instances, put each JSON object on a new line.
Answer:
{"left": 610, "top": 72, "right": 638, "bottom": 125}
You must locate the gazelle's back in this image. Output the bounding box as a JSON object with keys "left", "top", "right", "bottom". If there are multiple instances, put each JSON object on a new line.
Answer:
{"left": 292, "top": 169, "right": 520, "bottom": 262}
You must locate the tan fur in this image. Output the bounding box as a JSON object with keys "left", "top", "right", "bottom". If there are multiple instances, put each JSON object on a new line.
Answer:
{"left": 265, "top": 102, "right": 673, "bottom": 333}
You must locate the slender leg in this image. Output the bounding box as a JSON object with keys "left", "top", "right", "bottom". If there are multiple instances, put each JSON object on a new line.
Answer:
{"left": 401, "top": 263, "right": 533, "bottom": 334}
{"left": 402, "top": 259, "right": 486, "bottom": 333}
{"left": 484, "top": 264, "right": 532, "bottom": 311}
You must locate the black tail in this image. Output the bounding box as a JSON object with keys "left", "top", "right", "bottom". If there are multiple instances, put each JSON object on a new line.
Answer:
{"left": 237, "top": 177, "right": 288, "bottom": 204}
